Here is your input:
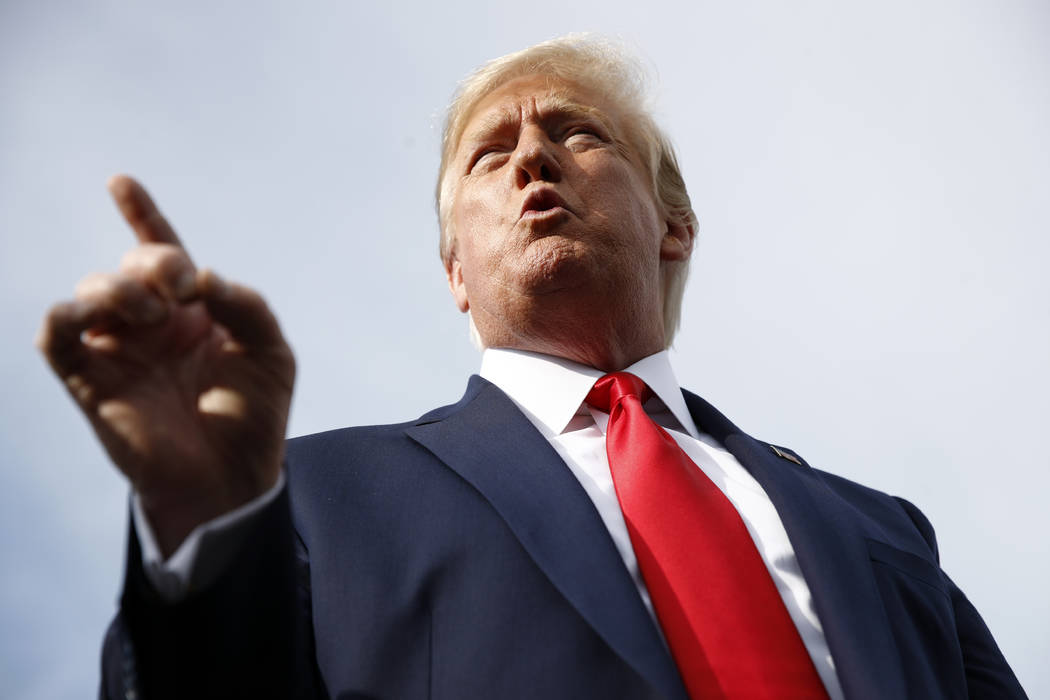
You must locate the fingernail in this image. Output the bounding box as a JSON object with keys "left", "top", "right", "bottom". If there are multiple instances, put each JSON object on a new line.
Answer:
{"left": 175, "top": 270, "right": 197, "bottom": 301}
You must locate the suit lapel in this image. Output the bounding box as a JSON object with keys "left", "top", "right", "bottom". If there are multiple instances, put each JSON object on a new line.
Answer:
{"left": 683, "top": 390, "right": 908, "bottom": 700}
{"left": 406, "top": 376, "right": 689, "bottom": 700}
{"left": 405, "top": 376, "right": 907, "bottom": 698}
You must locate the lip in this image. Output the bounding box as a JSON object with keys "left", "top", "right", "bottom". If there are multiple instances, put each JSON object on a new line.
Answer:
{"left": 520, "top": 206, "right": 568, "bottom": 221}
{"left": 520, "top": 188, "right": 571, "bottom": 220}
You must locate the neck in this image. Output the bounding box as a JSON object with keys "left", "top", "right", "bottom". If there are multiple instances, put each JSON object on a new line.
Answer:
{"left": 474, "top": 299, "right": 666, "bottom": 372}
{"left": 492, "top": 339, "right": 663, "bottom": 373}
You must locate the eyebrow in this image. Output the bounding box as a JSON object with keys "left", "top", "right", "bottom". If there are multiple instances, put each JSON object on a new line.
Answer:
{"left": 464, "top": 96, "right": 615, "bottom": 144}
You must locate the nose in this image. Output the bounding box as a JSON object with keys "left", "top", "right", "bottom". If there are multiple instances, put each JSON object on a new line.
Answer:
{"left": 512, "top": 128, "right": 562, "bottom": 187}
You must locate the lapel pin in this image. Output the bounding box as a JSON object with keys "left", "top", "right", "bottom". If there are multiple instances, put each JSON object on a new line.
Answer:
{"left": 770, "top": 445, "right": 803, "bottom": 466}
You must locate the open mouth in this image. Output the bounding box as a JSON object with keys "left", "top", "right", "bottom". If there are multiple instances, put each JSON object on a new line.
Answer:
{"left": 520, "top": 188, "right": 570, "bottom": 219}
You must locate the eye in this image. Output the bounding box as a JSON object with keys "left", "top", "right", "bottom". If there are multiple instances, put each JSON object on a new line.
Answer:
{"left": 563, "top": 125, "right": 604, "bottom": 149}
{"left": 567, "top": 126, "right": 598, "bottom": 137}
{"left": 469, "top": 146, "right": 508, "bottom": 173}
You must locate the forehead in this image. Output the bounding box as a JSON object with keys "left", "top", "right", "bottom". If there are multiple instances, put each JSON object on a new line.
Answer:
{"left": 459, "top": 74, "right": 620, "bottom": 143}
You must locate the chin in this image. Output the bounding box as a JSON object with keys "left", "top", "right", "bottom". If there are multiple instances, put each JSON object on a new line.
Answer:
{"left": 518, "top": 239, "right": 594, "bottom": 295}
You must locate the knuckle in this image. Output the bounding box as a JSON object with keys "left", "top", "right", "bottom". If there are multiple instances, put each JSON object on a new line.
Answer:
{"left": 36, "top": 308, "right": 62, "bottom": 349}
{"left": 42, "top": 302, "right": 65, "bottom": 328}
{"left": 74, "top": 273, "right": 108, "bottom": 299}
{"left": 119, "top": 245, "right": 151, "bottom": 271}
{"left": 109, "top": 276, "right": 139, "bottom": 305}
{"left": 127, "top": 244, "right": 192, "bottom": 294}
{"left": 121, "top": 243, "right": 164, "bottom": 270}
{"left": 65, "top": 374, "right": 95, "bottom": 405}
{"left": 75, "top": 272, "right": 139, "bottom": 309}
{"left": 154, "top": 246, "right": 190, "bottom": 278}
{"left": 37, "top": 302, "right": 81, "bottom": 359}
{"left": 241, "top": 285, "right": 266, "bottom": 308}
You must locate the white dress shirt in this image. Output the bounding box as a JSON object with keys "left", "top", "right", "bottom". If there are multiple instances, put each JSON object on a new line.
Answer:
{"left": 479, "top": 348, "right": 844, "bottom": 700}
{"left": 137, "top": 348, "right": 844, "bottom": 698}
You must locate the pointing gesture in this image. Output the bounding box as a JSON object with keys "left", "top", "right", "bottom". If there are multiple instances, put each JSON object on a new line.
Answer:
{"left": 37, "top": 176, "right": 295, "bottom": 556}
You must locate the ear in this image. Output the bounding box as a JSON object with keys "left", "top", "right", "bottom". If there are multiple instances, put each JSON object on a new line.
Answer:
{"left": 445, "top": 255, "right": 470, "bottom": 313}
{"left": 659, "top": 218, "right": 695, "bottom": 262}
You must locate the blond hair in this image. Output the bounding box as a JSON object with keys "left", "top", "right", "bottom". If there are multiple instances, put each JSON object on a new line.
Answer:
{"left": 437, "top": 35, "right": 697, "bottom": 346}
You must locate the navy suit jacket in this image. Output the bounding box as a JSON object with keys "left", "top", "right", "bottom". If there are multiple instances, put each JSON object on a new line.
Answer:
{"left": 102, "top": 376, "right": 1025, "bottom": 699}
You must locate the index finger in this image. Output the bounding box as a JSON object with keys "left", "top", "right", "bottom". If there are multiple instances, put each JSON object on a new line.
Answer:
{"left": 106, "top": 174, "right": 185, "bottom": 249}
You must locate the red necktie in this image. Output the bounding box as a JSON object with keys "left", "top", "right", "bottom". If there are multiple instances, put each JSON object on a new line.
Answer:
{"left": 587, "top": 372, "right": 828, "bottom": 699}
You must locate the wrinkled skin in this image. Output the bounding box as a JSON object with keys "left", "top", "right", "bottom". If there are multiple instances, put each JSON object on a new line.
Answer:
{"left": 445, "top": 75, "right": 693, "bottom": 371}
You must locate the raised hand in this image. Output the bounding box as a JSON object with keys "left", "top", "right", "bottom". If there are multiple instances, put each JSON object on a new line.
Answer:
{"left": 37, "top": 176, "right": 295, "bottom": 556}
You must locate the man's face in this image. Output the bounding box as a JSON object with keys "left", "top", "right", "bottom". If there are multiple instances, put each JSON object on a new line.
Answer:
{"left": 445, "top": 74, "right": 689, "bottom": 352}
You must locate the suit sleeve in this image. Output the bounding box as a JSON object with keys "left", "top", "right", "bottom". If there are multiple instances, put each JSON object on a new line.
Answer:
{"left": 99, "top": 486, "right": 325, "bottom": 700}
{"left": 894, "top": 497, "right": 1028, "bottom": 699}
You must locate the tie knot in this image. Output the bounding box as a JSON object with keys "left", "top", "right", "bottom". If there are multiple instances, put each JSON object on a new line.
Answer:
{"left": 586, "top": 372, "right": 653, "bottom": 413}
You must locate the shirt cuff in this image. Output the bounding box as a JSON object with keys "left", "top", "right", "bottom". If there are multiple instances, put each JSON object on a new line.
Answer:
{"left": 132, "top": 470, "right": 287, "bottom": 602}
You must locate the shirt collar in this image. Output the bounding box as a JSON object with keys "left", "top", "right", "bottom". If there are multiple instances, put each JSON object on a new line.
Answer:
{"left": 479, "top": 348, "right": 701, "bottom": 440}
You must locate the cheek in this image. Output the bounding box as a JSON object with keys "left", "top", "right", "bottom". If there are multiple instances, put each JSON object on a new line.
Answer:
{"left": 450, "top": 195, "right": 503, "bottom": 284}
{"left": 452, "top": 179, "right": 508, "bottom": 240}
{"left": 584, "top": 161, "right": 663, "bottom": 240}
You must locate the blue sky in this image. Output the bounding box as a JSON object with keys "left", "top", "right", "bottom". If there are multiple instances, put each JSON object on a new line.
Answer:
{"left": 2, "top": 0, "right": 1048, "bottom": 696}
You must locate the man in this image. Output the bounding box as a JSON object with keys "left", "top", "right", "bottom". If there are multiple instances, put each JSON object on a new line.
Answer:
{"left": 39, "top": 37, "right": 1024, "bottom": 699}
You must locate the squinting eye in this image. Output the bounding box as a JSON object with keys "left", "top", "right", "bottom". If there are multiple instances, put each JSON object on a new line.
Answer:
{"left": 564, "top": 127, "right": 603, "bottom": 146}
{"left": 470, "top": 148, "right": 505, "bottom": 172}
